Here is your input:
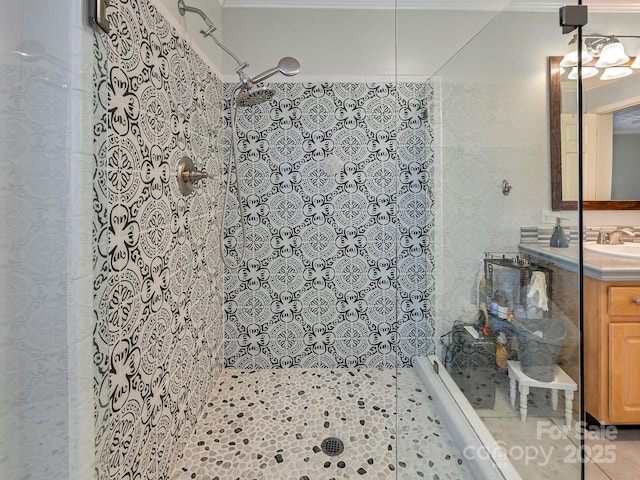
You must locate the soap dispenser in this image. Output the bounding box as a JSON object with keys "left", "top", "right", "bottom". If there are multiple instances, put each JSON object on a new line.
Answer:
{"left": 550, "top": 217, "right": 569, "bottom": 248}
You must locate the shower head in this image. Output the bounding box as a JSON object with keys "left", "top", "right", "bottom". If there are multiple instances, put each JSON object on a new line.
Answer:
{"left": 234, "top": 57, "right": 300, "bottom": 107}
{"left": 245, "top": 57, "right": 300, "bottom": 85}
{"left": 236, "top": 85, "right": 275, "bottom": 107}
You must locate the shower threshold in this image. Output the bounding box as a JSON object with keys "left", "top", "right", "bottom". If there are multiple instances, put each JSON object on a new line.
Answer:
{"left": 414, "top": 356, "right": 522, "bottom": 480}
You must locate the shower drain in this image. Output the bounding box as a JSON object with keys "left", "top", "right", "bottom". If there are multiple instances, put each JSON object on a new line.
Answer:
{"left": 320, "top": 437, "right": 345, "bottom": 457}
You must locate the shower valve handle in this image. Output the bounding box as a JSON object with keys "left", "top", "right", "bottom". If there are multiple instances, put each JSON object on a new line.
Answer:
{"left": 177, "top": 156, "right": 210, "bottom": 196}
{"left": 183, "top": 169, "right": 210, "bottom": 183}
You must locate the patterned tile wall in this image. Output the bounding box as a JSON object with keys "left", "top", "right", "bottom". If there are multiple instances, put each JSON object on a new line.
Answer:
{"left": 223, "top": 81, "right": 435, "bottom": 369}
{"left": 93, "top": 28, "right": 111, "bottom": 480}
{"left": 94, "top": 0, "right": 226, "bottom": 478}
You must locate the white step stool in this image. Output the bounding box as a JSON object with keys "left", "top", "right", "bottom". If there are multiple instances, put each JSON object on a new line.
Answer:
{"left": 507, "top": 360, "right": 577, "bottom": 426}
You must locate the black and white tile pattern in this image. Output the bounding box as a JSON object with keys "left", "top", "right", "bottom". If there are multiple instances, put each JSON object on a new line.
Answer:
{"left": 223, "top": 82, "right": 436, "bottom": 369}
{"left": 95, "top": 0, "right": 226, "bottom": 478}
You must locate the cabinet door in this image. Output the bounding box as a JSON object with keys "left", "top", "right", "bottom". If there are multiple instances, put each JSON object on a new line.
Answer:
{"left": 610, "top": 323, "right": 640, "bottom": 423}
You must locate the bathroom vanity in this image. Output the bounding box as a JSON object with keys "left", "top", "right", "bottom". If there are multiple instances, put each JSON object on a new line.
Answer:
{"left": 518, "top": 242, "right": 640, "bottom": 425}
{"left": 584, "top": 276, "right": 640, "bottom": 424}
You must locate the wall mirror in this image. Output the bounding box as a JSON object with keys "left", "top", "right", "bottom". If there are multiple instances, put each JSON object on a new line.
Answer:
{"left": 549, "top": 55, "right": 640, "bottom": 210}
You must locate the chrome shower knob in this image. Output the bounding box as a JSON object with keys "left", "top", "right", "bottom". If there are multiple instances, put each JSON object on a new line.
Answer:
{"left": 176, "top": 156, "right": 210, "bottom": 196}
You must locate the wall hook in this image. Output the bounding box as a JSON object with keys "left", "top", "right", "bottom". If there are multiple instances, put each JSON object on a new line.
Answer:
{"left": 502, "top": 179, "right": 512, "bottom": 196}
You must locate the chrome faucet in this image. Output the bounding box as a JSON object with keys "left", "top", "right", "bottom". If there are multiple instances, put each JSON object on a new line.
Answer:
{"left": 596, "top": 228, "right": 635, "bottom": 245}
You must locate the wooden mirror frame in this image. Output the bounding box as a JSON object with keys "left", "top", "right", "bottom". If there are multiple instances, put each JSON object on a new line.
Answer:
{"left": 549, "top": 56, "right": 640, "bottom": 211}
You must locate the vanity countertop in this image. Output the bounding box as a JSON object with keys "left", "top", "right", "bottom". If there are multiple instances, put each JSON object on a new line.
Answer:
{"left": 518, "top": 243, "right": 640, "bottom": 282}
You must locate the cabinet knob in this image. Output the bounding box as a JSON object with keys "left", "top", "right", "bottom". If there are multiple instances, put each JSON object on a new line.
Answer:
{"left": 634, "top": 298, "right": 640, "bottom": 306}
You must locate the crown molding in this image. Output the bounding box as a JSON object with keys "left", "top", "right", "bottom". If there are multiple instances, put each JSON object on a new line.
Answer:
{"left": 221, "top": 0, "right": 520, "bottom": 11}
{"left": 503, "top": 1, "right": 640, "bottom": 13}
{"left": 221, "top": 1, "right": 640, "bottom": 13}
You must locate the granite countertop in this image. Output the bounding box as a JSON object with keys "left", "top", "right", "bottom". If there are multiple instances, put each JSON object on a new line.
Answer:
{"left": 518, "top": 243, "right": 640, "bottom": 281}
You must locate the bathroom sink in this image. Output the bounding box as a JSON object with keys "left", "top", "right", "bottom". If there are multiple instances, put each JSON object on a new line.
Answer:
{"left": 584, "top": 243, "right": 640, "bottom": 259}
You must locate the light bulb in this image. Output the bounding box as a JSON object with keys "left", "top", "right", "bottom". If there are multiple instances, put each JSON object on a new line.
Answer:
{"left": 560, "top": 47, "right": 593, "bottom": 67}
{"left": 568, "top": 67, "right": 599, "bottom": 80}
{"left": 600, "top": 67, "right": 633, "bottom": 80}
{"left": 595, "top": 42, "right": 629, "bottom": 67}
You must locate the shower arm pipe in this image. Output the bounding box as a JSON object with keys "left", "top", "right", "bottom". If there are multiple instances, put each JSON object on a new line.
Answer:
{"left": 177, "top": 0, "right": 248, "bottom": 72}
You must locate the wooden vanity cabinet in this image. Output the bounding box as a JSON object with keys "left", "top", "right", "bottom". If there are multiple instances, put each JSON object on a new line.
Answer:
{"left": 584, "top": 277, "right": 640, "bottom": 424}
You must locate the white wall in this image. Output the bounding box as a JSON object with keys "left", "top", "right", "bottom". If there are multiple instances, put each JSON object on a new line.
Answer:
{"left": 218, "top": 5, "right": 640, "bottom": 223}
{"left": 220, "top": 7, "right": 501, "bottom": 81}
{"left": 221, "top": 7, "right": 396, "bottom": 80}
{"left": 396, "top": 9, "right": 500, "bottom": 78}
{"left": 612, "top": 133, "right": 640, "bottom": 200}
{"left": 429, "top": 11, "right": 566, "bottom": 330}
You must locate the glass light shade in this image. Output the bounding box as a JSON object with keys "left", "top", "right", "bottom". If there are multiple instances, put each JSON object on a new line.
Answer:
{"left": 560, "top": 47, "right": 593, "bottom": 67}
{"left": 568, "top": 66, "right": 599, "bottom": 80}
{"left": 631, "top": 50, "right": 640, "bottom": 69}
{"left": 595, "top": 42, "right": 629, "bottom": 67}
{"left": 600, "top": 67, "right": 633, "bottom": 80}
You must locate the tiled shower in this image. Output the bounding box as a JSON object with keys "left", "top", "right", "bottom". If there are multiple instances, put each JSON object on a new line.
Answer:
{"left": 8, "top": 0, "right": 618, "bottom": 479}
{"left": 94, "top": 0, "right": 434, "bottom": 477}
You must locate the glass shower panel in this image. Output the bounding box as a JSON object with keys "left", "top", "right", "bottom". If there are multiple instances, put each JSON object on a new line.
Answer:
{"left": 418, "top": 2, "right": 582, "bottom": 479}
{"left": 393, "top": 3, "right": 509, "bottom": 479}
{"left": 0, "top": 0, "right": 98, "bottom": 478}
{"left": 581, "top": 7, "right": 640, "bottom": 479}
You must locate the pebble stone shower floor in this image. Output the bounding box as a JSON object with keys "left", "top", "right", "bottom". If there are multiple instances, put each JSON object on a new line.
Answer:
{"left": 171, "top": 368, "right": 473, "bottom": 480}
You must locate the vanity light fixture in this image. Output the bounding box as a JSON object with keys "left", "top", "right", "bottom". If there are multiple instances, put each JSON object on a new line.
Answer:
{"left": 560, "top": 33, "right": 640, "bottom": 81}
{"left": 561, "top": 34, "right": 638, "bottom": 63}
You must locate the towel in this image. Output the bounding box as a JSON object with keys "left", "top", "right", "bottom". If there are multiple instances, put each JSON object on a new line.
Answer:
{"left": 527, "top": 271, "right": 549, "bottom": 312}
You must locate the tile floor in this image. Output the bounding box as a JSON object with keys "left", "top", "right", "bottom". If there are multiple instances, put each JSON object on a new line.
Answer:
{"left": 584, "top": 427, "right": 640, "bottom": 480}
{"left": 171, "top": 364, "right": 640, "bottom": 480}
{"left": 460, "top": 367, "right": 640, "bottom": 480}
{"left": 171, "top": 368, "right": 473, "bottom": 479}
{"left": 472, "top": 369, "right": 582, "bottom": 480}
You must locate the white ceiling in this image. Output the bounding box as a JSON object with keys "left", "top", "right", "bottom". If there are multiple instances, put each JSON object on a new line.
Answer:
{"left": 220, "top": 0, "right": 640, "bottom": 11}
